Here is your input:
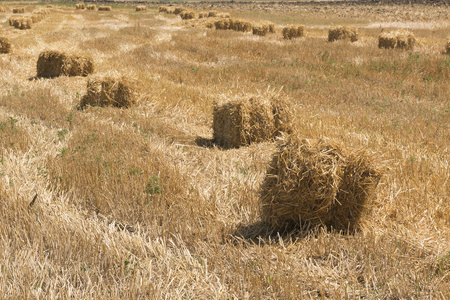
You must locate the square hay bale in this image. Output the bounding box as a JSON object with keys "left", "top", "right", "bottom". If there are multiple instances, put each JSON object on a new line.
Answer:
{"left": 0, "top": 6, "right": 7, "bottom": 13}
{"left": 218, "top": 13, "right": 231, "bottom": 18}
{"left": 214, "top": 18, "right": 232, "bottom": 30}
{"left": 12, "top": 7, "right": 25, "bottom": 14}
{"left": 328, "top": 26, "right": 358, "bottom": 42}
{"left": 213, "top": 95, "right": 291, "bottom": 148}
{"left": 173, "top": 7, "right": 186, "bottom": 15}
{"left": 445, "top": 38, "right": 450, "bottom": 55}
{"left": 30, "top": 13, "right": 43, "bottom": 23}
{"left": 0, "top": 37, "right": 12, "bottom": 54}
{"left": 252, "top": 23, "right": 270, "bottom": 36}
{"left": 282, "top": 25, "right": 305, "bottom": 40}
{"left": 80, "top": 75, "right": 136, "bottom": 108}
{"left": 231, "top": 19, "right": 252, "bottom": 32}
{"left": 260, "top": 137, "right": 382, "bottom": 232}
{"left": 37, "top": 50, "right": 94, "bottom": 78}
{"left": 208, "top": 11, "right": 218, "bottom": 17}
{"left": 75, "top": 3, "right": 85, "bottom": 10}
{"left": 378, "top": 30, "right": 415, "bottom": 50}
{"left": 159, "top": 6, "right": 168, "bottom": 13}
{"left": 180, "top": 10, "right": 195, "bottom": 20}
{"left": 198, "top": 11, "right": 208, "bottom": 18}
{"left": 98, "top": 6, "right": 111, "bottom": 11}
{"left": 12, "top": 17, "right": 32, "bottom": 30}
{"left": 136, "top": 5, "right": 147, "bottom": 12}
{"left": 87, "top": 5, "right": 96, "bottom": 10}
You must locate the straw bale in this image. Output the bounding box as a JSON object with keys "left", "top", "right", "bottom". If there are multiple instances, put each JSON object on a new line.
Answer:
{"left": 0, "top": 6, "right": 6, "bottom": 13}
{"left": 214, "top": 18, "right": 232, "bottom": 30}
{"left": 0, "top": 37, "right": 11, "bottom": 54}
{"left": 230, "top": 19, "right": 252, "bottom": 32}
{"left": 98, "top": 6, "right": 111, "bottom": 11}
{"left": 198, "top": 12, "right": 208, "bottom": 18}
{"left": 47, "top": 5, "right": 53, "bottom": 8}
{"left": 75, "top": 3, "right": 85, "bottom": 10}
{"left": 173, "top": 7, "right": 186, "bottom": 15}
{"left": 260, "top": 136, "right": 382, "bottom": 232}
{"left": 268, "top": 23, "right": 275, "bottom": 33}
{"left": 87, "top": 5, "right": 96, "bottom": 10}
{"left": 12, "top": 7, "right": 24, "bottom": 13}
{"left": 180, "top": 10, "right": 195, "bottom": 20}
{"left": 11, "top": 17, "right": 32, "bottom": 30}
{"left": 80, "top": 75, "right": 136, "bottom": 109}
{"left": 218, "top": 13, "right": 231, "bottom": 18}
{"left": 159, "top": 6, "right": 168, "bottom": 13}
{"left": 252, "top": 23, "right": 270, "bottom": 36}
{"left": 37, "top": 50, "right": 94, "bottom": 78}
{"left": 282, "top": 25, "right": 305, "bottom": 40}
{"left": 328, "top": 26, "right": 358, "bottom": 42}
{"left": 213, "top": 95, "right": 291, "bottom": 148}
{"left": 136, "top": 5, "right": 147, "bottom": 12}
{"left": 30, "top": 13, "right": 43, "bottom": 23}
{"left": 208, "top": 11, "right": 218, "bottom": 17}
{"left": 378, "top": 30, "right": 415, "bottom": 50}
{"left": 445, "top": 38, "right": 450, "bottom": 55}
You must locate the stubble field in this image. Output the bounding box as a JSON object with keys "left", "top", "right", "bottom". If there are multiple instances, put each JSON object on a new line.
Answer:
{"left": 0, "top": 1, "right": 449, "bottom": 298}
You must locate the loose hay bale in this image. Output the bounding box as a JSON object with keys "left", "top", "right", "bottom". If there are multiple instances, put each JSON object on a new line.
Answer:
{"left": 214, "top": 18, "right": 232, "bottom": 30}
{"left": 213, "top": 95, "right": 291, "bottom": 148}
{"left": 328, "top": 26, "right": 358, "bottom": 42}
{"left": 173, "top": 7, "right": 186, "bottom": 15}
{"left": 159, "top": 6, "right": 168, "bottom": 13}
{"left": 378, "top": 30, "right": 415, "bottom": 50}
{"left": 136, "top": 5, "right": 147, "bottom": 12}
{"left": 180, "top": 10, "right": 195, "bottom": 20}
{"left": 11, "top": 17, "right": 32, "bottom": 30}
{"left": 12, "top": 7, "right": 25, "bottom": 13}
{"left": 80, "top": 76, "right": 136, "bottom": 108}
{"left": 0, "top": 6, "right": 6, "bottom": 13}
{"left": 198, "top": 11, "right": 208, "bottom": 18}
{"left": 231, "top": 19, "right": 252, "bottom": 32}
{"left": 445, "top": 38, "right": 450, "bottom": 55}
{"left": 260, "top": 136, "right": 382, "bottom": 232}
{"left": 0, "top": 37, "right": 12, "bottom": 54}
{"left": 252, "top": 23, "right": 270, "bottom": 36}
{"left": 98, "top": 6, "right": 111, "bottom": 11}
{"left": 75, "top": 3, "right": 85, "bottom": 10}
{"left": 282, "top": 25, "right": 305, "bottom": 40}
{"left": 87, "top": 5, "right": 96, "bottom": 10}
{"left": 37, "top": 50, "right": 94, "bottom": 78}
{"left": 208, "top": 11, "right": 218, "bottom": 17}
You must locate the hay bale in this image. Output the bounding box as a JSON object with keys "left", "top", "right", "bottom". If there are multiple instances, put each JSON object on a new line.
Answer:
{"left": 136, "top": 5, "right": 147, "bottom": 12}
{"left": 445, "top": 38, "right": 450, "bottom": 55}
{"left": 218, "top": 13, "right": 230, "bottom": 18}
{"left": 230, "top": 19, "right": 252, "bottom": 32}
{"left": 214, "top": 18, "right": 232, "bottom": 30}
{"left": 0, "top": 37, "right": 12, "bottom": 54}
{"left": 0, "top": 6, "right": 7, "bottom": 13}
{"left": 173, "top": 7, "right": 186, "bottom": 15}
{"left": 252, "top": 23, "right": 270, "bottom": 36}
{"left": 80, "top": 75, "right": 136, "bottom": 108}
{"left": 47, "top": 5, "right": 53, "bottom": 8}
{"left": 87, "top": 5, "right": 96, "bottom": 10}
{"left": 198, "top": 11, "right": 208, "bottom": 18}
{"left": 180, "top": 10, "right": 195, "bottom": 20}
{"left": 11, "top": 17, "right": 32, "bottom": 30}
{"left": 268, "top": 23, "right": 275, "bottom": 34}
{"left": 260, "top": 136, "right": 382, "bottom": 232}
{"left": 213, "top": 95, "right": 291, "bottom": 148}
{"left": 328, "top": 26, "right": 358, "bottom": 42}
{"left": 98, "top": 6, "right": 111, "bottom": 11}
{"left": 75, "top": 3, "right": 85, "bottom": 10}
{"left": 282, "top": 25, "right": 305, "bottom": 40}
{"left": 12, "top": 7, "right": 24, "bottom": 14}
{"left": 208, "top": 11, "right": 218, "bottom": 17}
{"left": 36, "top": 50, "right": 94, "bottom": 78}
{"left": 159, "top": 6, "right": 168, "bottom": 13}
{"left": 378, "top": 30, "right": 415, "bottom": 50}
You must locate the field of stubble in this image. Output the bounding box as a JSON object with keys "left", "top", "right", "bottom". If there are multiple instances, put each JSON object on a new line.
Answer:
{"left": 0, "top": 2, "right": 449, "bottom": 298}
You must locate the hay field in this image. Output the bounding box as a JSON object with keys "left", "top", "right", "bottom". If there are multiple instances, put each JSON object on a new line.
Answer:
{"left": 0, "top": 2, "right": 449, "bottom": 298}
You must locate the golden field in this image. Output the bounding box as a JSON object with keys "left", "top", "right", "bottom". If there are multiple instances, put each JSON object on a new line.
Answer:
{"left": 0, "top": 2, "right": 449, "bottom": 298}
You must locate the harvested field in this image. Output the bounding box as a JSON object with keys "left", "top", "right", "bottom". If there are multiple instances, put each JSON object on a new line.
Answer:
{"left": 0, "top": 3, "right": 449, "bottom": 299}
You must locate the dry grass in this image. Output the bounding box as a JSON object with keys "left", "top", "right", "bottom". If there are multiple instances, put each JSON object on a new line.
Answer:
{"left": 36, "top": 50, "right": 94, "bottom": 78}
{"left": 0, "top": 3, "right": 449, "bottom": 299}
{"left": 446, "top": 37, "right": 450, "bottom": 54}
{"left": 0, "top": 6, "right": 6, "bottom": 13}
